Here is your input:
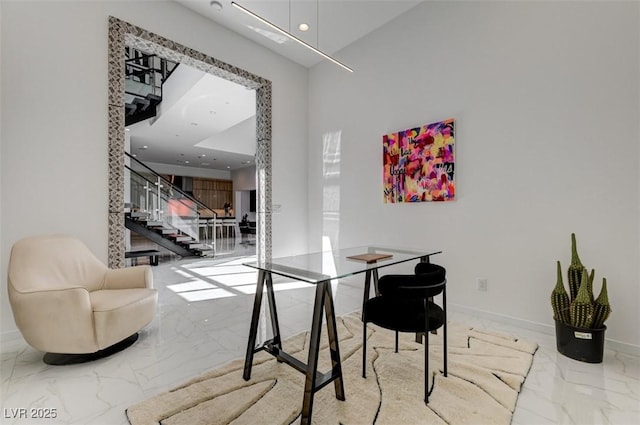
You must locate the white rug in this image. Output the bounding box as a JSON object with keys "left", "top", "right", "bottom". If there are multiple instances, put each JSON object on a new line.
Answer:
{"left": 127, "top": 313, "right": 538, "bottom": 424}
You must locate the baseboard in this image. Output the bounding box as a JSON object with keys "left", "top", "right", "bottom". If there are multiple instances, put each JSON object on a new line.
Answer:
{"left": 449, "top": 303, "right": 640, "bottom": 357}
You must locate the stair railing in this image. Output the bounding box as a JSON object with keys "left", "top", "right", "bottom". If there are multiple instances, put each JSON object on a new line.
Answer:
{"left": 126, "top": 165, "right": 200, "bottom": 242}
{"left": 125, "top": 153, "right": 218, "bottom": 244}
{"left": 125, "top": 47, "right": 179, "bottom": 106}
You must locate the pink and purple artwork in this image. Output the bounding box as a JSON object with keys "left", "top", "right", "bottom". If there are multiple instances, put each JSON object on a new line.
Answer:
{"left": 383, "top": 118, "right": 455, "bottom": 203}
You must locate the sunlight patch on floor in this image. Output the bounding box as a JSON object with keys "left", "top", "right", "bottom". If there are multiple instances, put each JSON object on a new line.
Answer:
{"left": 167, "top": 255, "right": 313, "bottom": 302}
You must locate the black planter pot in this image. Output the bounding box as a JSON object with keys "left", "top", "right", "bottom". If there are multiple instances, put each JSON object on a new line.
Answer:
{"left": 555, "top": 320, "right": 606, "bottom": 363}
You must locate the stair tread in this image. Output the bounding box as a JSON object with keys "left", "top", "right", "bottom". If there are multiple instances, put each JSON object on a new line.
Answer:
{"left": 132, "top": 97, "right": 150, "bottom": 106}
{"left": 131, "top": 212, "right": 150, "bottom": 218}
{"left": 125, "top": 214, "right": 198, "bottom": 258}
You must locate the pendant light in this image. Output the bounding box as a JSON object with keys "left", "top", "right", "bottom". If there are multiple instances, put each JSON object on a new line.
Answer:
{"left": 231, "top": 1, "right": 354, "bottom": 73}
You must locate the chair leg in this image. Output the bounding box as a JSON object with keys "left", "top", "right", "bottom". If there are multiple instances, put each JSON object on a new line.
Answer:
{"left": 424, "top": 299, "right": 429, "bottom": 405}
{"left": 443, "top": 286, "right": 448, "bottom": 377}
{"left": 362, "top": 321, "right": 367, "bottom": 378}
{"left": 443, "top": 319, "right": 448, "bottom": 377}
{"left": 395, "top": 331, "right": 399, "bottom": 353}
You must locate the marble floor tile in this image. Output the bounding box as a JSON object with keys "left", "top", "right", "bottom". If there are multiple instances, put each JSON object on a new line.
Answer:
{"left": 1, "top": 247, "right": 639, "bottom": 425}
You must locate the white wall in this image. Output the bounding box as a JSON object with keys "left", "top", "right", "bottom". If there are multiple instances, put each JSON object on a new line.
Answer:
{"left": 0, "top": 3, "right": 3, "bottom": 308}
{"left": 232, "top": 165, "right": 257, "bottom": 191}
{"left": 308, "top": 1, "right": 640, "bottom": 349}
{"left": 157, "top": 62, "right": 204, "bottom": 114}
{"left": 0, "top": 1, "right": 308, "bottom": 339}
{"left": 232, "top": 166, "right": 257, "bottom": 221}
{"left": 197, "top": 116, "right": 256, "bottom": 156}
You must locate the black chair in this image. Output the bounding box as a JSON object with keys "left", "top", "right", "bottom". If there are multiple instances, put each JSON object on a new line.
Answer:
{"left": 362, "top": 262, "right": 447, "bottom": 404}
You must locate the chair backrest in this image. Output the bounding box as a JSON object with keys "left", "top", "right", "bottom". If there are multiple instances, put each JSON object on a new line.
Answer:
{"left": 414, "top": 262, "right": 446, "bottom": 281}
{"left": 378, "top": 263, "right": 446, "bottom": 299}
{"left": 8, "top": 235, "right": 107, "bottom": 293}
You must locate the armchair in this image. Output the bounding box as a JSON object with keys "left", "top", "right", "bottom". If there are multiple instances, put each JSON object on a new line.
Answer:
{"left": 7, "top": 235, "right": 158, "bottom": 364}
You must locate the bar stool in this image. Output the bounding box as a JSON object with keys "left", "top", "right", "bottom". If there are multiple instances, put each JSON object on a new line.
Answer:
{"left": 223, "top": 220, "right": 236, "bottom": 238}
{"left": 214, "top": 218, "right": 223, "bottom": 238}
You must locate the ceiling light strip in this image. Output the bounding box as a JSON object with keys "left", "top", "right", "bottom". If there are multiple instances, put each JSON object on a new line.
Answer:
{"left": 231, "top": 1, "right": 354, "bottom": 73}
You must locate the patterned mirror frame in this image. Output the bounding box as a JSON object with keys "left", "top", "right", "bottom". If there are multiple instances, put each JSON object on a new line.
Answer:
{"left": 107, "top": 17, "right": 271, "bottom": 268}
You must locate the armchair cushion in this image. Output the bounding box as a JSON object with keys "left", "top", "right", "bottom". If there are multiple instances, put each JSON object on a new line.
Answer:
{"left": 91, "top": 289, "right": 157, "bottom": 349}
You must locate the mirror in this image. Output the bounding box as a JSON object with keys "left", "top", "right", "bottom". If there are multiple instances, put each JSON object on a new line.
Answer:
{"left": 107, "top": 17, "right": 272, "bottom": 267}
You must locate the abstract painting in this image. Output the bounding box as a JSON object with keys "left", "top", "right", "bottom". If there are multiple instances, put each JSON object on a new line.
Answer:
{"left": 383, "top": 118, "right": 455, "bottom": 203}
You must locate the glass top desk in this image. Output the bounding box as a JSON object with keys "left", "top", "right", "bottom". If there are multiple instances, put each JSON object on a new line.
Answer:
{"left": 242, "top": 246, "right": 441, "bottom": 425}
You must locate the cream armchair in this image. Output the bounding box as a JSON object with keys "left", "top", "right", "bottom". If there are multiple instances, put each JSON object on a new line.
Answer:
{"left": 7, "top": 235, "right": 157, "bottom": 364}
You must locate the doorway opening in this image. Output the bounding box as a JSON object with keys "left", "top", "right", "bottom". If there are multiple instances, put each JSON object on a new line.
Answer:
{"left": 107, "top": 17, "right": 272, "bottom": 268}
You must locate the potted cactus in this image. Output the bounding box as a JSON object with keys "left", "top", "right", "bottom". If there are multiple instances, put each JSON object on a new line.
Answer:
{"left": 550, "top": 233, "right": 611, "bottom": 363}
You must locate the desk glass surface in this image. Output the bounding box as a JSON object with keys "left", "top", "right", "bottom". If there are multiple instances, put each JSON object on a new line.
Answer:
{"left": 243, "top": 246, "right": 441, "bottom": 283}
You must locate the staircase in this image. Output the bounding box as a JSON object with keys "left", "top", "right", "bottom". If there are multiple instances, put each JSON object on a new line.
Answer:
{"left": 125, "top": 93, "right": 162, "bottom": 127}
{"left": 125, "top": 152, "right": 218, "bottom": 259}
{"left": 125, "top": 47, "right": 178, "bottom": 126}
{"left": 125, "top": 211, "right": 214, "bottom": 258}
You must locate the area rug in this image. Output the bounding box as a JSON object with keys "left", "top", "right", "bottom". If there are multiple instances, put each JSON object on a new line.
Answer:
{"left": 127, "top": 313, "right": 538, "bottom": 424}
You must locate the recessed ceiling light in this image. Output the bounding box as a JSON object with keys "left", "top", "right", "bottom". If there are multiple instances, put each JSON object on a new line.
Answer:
{"left": 139, "top": 145, "right": 148, "bottom": 150}
{"left": 298, "top": 23, "right": 310, "bottom": 32}
{"left": 210, "top": 1, "right": 223, "bottom": 11}
{"left": 227, "top": 166, "right": 231, "bottom": 169}
{"left": 191, "top": 122, "right": 198, "bottom": 126}
{"left": 185, "top": 161, "right": 190, "bottom": 164}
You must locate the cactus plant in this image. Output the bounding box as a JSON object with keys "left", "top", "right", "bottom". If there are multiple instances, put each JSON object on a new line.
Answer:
{"left": 567, "top": 233, "right": 585, "bottom": 300}
{"left": 551, "top": 261, "right": 571, "bottom": 324}
{"left": 569, "top": 269, "right": 595, "bottom": 328}
{"left": 551, "top": 233, "right": 611, "bottom": 330}
{"left": 592, "top": 278, "right": 611, "bottom": 329}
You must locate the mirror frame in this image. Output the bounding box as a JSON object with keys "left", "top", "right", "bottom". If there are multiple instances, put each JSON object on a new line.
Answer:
{"left": 107, "top": 17, "right": 272, "bottom": 267}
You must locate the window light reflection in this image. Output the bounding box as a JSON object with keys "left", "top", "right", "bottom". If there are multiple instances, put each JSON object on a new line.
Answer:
{"left": 185, "top": 265, "right": 255, "bottom": 277}
{"left": 179, "top": 287, "right": 236, "bottom": 302}
{"left": 213, "top": 272, "right": 260, "bottom": 287}
{"left": 167, "top": 281, "right": 216, "bottom": 293}
{"left": 167, "top": 260, "right": 315, "bottom": 302}
{"left": 234, "top": 280, "right": 314, "bottom": 295}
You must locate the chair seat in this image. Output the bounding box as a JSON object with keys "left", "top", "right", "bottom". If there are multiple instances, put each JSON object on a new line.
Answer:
{"left": 364, "top": 298, "right": 444, "bottom": 333}
{"left": 90, "top": 288, "right": 157, "bottom": 350}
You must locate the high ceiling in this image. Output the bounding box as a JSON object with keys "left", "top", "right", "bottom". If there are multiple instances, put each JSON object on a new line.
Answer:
{"left": 176, "top": 0, "right": 423, "bottom": 68}
{"left": 128, "top": 1, "right": 424, "bottom": 172}
{"left": 128, "top": 65, "right": 257, "bottom": 172}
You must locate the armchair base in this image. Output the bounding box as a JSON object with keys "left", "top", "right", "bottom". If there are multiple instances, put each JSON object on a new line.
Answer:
{"left": 42, "top": 333, "right": 139, "bottom": 366}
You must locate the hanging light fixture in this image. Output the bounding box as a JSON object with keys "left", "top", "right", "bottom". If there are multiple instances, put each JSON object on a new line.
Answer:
{"left": 230, "top": 1, "right": 354, "bottom": 73}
